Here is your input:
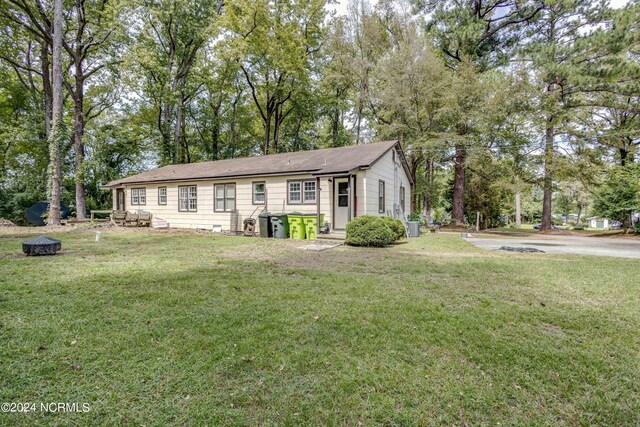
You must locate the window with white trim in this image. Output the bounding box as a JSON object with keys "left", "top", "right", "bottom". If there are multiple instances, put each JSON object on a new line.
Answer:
{"left": 158, "top": 187, "right": 167, "bottom": 205}
{"left": 253, "top": 182, "right": 265, "bottom": 205}
{"left": 288, "top": 180, "right": 316, "bottom": 204}
{"left": 131, "top": 188, "right": 146, "bottom": 205}
{"left": 178, "top": 185, "right": 197, "bottom": 212}
{"left": 303, "top": 181, "right": 316, "bottom": 203}
{"left": 378, "top": 180, "right": 385, "bottom": 213}
{"left": 400, "top": 186, "right": 405, "bottom": 213}
{"left": 214, "top": 183, "right": 236, "bottom": 212}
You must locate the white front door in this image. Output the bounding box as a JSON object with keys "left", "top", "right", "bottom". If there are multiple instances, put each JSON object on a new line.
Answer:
{"left": 334, "top": 178, "right": 349, "bottom": 229}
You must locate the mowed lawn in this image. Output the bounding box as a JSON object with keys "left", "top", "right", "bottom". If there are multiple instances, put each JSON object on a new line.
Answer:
{"left": 0, "top": 229, "right": 639, "bottom": 426}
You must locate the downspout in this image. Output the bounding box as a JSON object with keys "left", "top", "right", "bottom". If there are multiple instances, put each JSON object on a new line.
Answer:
{"left": 347, "top": 173, "right": 352, "bottom": 222}
{"left": 316, "top": 177, "right": 321, "bottom": 236}
{"left": 353, "top": 175, "right": 357, "bottom": 218}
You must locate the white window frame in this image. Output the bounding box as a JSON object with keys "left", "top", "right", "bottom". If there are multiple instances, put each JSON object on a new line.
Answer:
{"left": 178, "top": 185, "right": 197, "bottom": 212}
{"left": 131, "top": 188, "right": 146, "bottom": 206}
{"left": 288, "top": 180, "right": 316, "bottom": 204}
{"left": 252, "top": 182, "right": 266, "bottom": 205}
{"left": 158, "top": 187, "right": 167, "bottom": 205}
{"left": 214, "top": 183, "right": 236, "bottom": 212}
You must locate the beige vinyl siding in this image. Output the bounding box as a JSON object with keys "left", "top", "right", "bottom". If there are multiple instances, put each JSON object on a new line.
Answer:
{"left": 116, "top": 175, "right": 332, "bottom": 232}
{"left": 363, "top": 149, "right": 411, "bottom": 216}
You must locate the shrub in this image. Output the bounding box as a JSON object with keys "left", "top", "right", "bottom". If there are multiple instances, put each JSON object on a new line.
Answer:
{"left": 407, "top": 212, "right": 421, "bottom": 222}
{"left": 379, "top": 216, "right": 405, "bottom": 240}
{"left": 634, "top": 221, "right": 640, "bottom": 234}
{"left": 573, "top": 226, "right": 585, "bottom": 231}
{"left": 345, "top": 216, "right": 395, "bottom": 247}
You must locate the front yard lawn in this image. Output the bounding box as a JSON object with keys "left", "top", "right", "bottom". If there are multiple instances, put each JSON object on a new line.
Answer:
{"left": 1, "top": 229, "right": 638, "bottom": 425}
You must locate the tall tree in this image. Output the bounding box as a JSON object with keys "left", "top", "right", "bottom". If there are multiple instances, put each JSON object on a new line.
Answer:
{"left": 127, "top": 0, "right": 223, "bottom": 164}
{"left": 371, "top": 24, "right": 451, "bottom": 212}
{"left": 63, "top": 0, "right": 123, "bottom": 218}
{"left": 427, "top": 0, "right": 544, "bottom": 225}
{"left": 221, "top": 0, "right": 326, "bottom": 154}
{"left": 48, "top": 0, "right": 64, "bottom": 225}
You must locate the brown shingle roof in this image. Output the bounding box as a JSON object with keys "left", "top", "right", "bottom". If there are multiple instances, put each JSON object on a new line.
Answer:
{"left": 105, "top": 140, "right": 404, "bottom": 187}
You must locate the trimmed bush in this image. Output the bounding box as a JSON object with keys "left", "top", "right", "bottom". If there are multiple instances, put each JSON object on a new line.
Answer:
{"left": 379, "top": 216, "right": 406, "bottom": 241}
{"left": 345, "top": 216, "right": 395, "bottom": 247}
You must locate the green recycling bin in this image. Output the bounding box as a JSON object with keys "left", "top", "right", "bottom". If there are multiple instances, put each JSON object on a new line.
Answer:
{"left": 287, "top": 214, "right": 306, "bottom": 240}
{"left": 258, "top": 212, "right": 272, "bottom": 238}
{"left": 302, "top": 214, "right": 325, "bottom": 240}
{"left": 270, "top": 214, "right": 289, "bottom": 239}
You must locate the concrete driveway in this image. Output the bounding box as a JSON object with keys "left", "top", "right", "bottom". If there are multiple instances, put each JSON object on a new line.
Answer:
{"left": 465, "top": 234, "right": 640, "bottom": 258}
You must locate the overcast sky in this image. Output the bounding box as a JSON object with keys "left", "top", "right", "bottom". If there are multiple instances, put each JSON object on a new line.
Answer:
{"left": 330, "top": 0, "right": 633, "bottom": 16}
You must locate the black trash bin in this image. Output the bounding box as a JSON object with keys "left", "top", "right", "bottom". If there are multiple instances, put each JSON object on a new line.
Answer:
{"left": 258, "top": 212, "right": 272, "bottom": 238}
{"left": 270, "top": 214, "right": 289, "bottom": 239}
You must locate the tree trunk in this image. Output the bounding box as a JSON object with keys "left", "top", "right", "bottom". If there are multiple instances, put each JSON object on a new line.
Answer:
{"left": 73, "top": 70, "right": 86, "bottom": 219}
{"left": 541, "top": 120, "right": 554, "bottom": 231}
{"left": 515, "top": 191, "right": 522, "bottom": 227}
{"left": 264, "top": 114, "right": 271, "bottom": 155}
{"left": 48, "top": 0, "right": 63, "bottom": 226}
{"left": 576, "top": 203, "right": 582, "bottom": 225}
{"left": 332, "top": 110, "right": 340, "bottom": 147}
{"left": 452, "top": 144, "right": 466, "bottom": 225}
{"left": 211, "top": 102, "right": 220, "bottom": 160}
{"left": 40, "top": 41, "right": 52, "bottom": 139}
{"left": 174, "top": 95, "right": 184, "bottom": 163}
{"left": 620, "top": 147, "right": 629, "bottom": 167}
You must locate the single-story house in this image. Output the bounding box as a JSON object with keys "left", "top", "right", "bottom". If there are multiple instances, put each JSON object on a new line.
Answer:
{"left": 103, "top": 140, "right": 413, "bottom": 233}
{"left": 587, "top": 217, "right": 609, "bottom": 229}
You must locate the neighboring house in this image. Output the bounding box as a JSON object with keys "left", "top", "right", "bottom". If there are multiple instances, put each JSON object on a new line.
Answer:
{"left": 587, "top": 217, "right": 609, "bottom": 229}
{"left": 103, "top": 140, "right": 413, "bottom": 232}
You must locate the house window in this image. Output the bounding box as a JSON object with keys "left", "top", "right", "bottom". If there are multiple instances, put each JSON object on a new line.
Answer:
{"left": 158, "top": 187, "right": 167, "bottom": 205}
{"left": 178, "top": 185, "right": 197, "bottom": 212}
{"left": 214, "top": 183, "right": 236, "bottom": 212}
{"left": 337, "top": 182, "right": 348, "bottom": 207}
{"left": 288, "top": 180, "right": 315, "bottom": 204}
{"left": 131, "top": 188, "right": 146, "bottom": 205}
{"left": 378, "top": 180, "right": 385, "bottom": 213}
{"left": 304, "top": 181, "right": 316, "bottom": 203}
{"left": 288, "top": 181, "right": 301, "bottom": 203}
{"left": 253, "top": 182, "right": 265, "bottom": 205}
{"left": 400, "top": 186, "right": 405, "bottom": 213}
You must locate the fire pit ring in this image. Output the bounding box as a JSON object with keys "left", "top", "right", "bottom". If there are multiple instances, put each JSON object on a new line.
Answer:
{"left": 22, "top": 236, "right": 62, "bottom": 256}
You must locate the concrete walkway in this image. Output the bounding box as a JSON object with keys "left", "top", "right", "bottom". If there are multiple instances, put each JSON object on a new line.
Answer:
{"left": 465, "top": 234, "right": 640, "bottom": 258}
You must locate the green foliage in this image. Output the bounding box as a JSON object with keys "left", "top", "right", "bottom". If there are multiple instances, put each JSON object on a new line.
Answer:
{"left": 379, "top": 216, "right": 406, "bottom": 241}
{"left": 407, "top": 212, "right": 421, "bottom": 222}
{"left": 345, "top": 215, "right": 395, "bottom": 247}
{"left": 593, "top": 164, "right": 640, "bottom": 228}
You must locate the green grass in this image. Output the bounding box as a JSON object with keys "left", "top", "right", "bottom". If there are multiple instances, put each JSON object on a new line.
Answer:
{"left": 1, "top": 229, "right": 639, "bottom": 426}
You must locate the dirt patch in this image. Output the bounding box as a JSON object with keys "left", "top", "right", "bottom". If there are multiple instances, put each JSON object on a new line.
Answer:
{"left": 0, "top": 218, "right": 16, "bottom": 227}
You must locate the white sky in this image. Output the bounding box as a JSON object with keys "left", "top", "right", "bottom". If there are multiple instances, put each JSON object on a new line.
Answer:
{"left": 329, "top": 0, "right": 633, "bottom": 17}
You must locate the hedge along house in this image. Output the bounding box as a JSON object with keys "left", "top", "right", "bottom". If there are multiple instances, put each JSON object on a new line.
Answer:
{"left": 103, "top": 140, "right": 413, "bottom": 233}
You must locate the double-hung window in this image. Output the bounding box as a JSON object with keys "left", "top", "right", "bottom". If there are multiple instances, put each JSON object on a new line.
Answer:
{"left": 288, "top": 180, "right": 316, "bottom": 204}
{"left": 378, "top": 180, "right": 385, "bottom": 213}
{"left": 214, "top": 183, "right": 236, "bottom": 212}
{"left": 253, "top": 182, "right": 265, "bottom": 205}
{"left": 131, "top": 188, "right": 146, "bottom": 205}
{"left": 400, "top": 186, "right": 405, "bottom": 213}
{"left": 158, "top": 187, "right": 167, "bottom": 205}
{"left": 178, "top": 185, "right": 197, "bottom": 212}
